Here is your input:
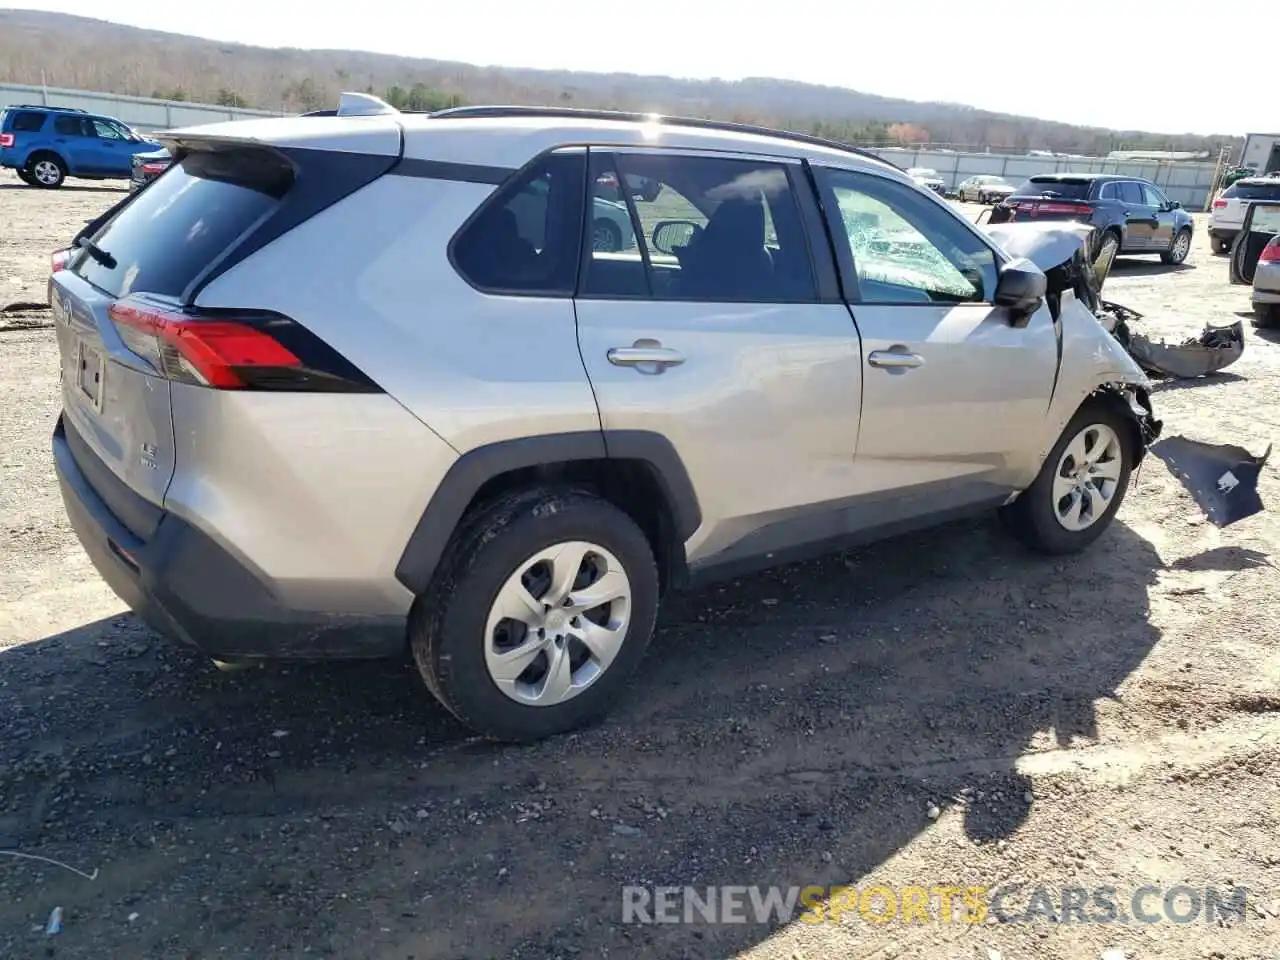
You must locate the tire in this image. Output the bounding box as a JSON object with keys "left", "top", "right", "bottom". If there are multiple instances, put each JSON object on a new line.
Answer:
{"left": 1161, "top": 228, "right": 1192, "bottom": 265}
{"left": 1001, "top": 401, "right": 1135, "bottom": 555}
{"left": 26, "top": 154, "right": 66, "bottom": 189}
{"left": 15, "top": 169, "right": 35, "bottom": 186}
{"left": 409, "top": 487, "right": 659, "bottom": 742}
{"left": 1254, "top": 303, "right": 1280, "bottom": 329}
{"left": 979, "top": 192, "right": 988, "bottom": 204}
{"left": 1212, "top": 236, "right": 1231, "bottom": 255}
{"left": 592, "top": 218, "right": 622, "bottom": 253}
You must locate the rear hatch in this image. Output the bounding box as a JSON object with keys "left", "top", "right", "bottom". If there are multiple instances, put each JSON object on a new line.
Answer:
{"left": 1212, "top": 180, "right": 1280, "bottom": 230}
{"left": 998, "top": 176, "right": 1095, "bottom": 222}
{"left": 51, "top": 145, "right": 296, "bottom": 532}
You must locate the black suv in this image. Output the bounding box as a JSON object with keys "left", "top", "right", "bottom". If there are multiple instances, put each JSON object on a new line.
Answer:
{"left": 988, "top": 174, "right": 1195, "bottom": 269}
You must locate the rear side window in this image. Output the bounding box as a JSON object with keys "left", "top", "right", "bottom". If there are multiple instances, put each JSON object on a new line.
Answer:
{"left": 451, "top": 150, "right": 586, "bottom": 295}
{"left": 1224, "top": 182, "right": 1280, "bottom": 200}
{"left": 71, "top": 147, "right": 291, "bottom": 299}
{"left": 5, "top": 111, "right": 46, "bottom": 132}
{"left": 1012, "top": 178, "right": 1092, "bottom": 201}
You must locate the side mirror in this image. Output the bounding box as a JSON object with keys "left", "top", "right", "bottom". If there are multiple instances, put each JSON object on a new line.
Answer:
{"left": 652, "top": 220, "right": 701, "bottom": 255}
{"left": 1170, "top": 200, "right": 1182, "bottom": 210}
{"left": 994, "top": 258, "right": 1047, "bottom": 326}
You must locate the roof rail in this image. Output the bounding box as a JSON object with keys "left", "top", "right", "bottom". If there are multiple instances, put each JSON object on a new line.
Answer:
{"left": 8, "top": 104, "right": 88, "bottom": 113}
{"left": 427, "top": 105, "right": 899, "bottom": 170}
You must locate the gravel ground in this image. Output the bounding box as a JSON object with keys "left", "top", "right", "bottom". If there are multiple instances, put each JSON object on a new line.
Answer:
{"left": 1, "top": 172, "right": 1279, "bottom": 960}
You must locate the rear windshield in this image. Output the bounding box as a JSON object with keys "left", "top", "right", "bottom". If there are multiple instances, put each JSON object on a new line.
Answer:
{"left": 1222, "top": 181, "right": 1280, "bottom": 200}
{"left": 1011, "top": 178, "right": 1092, "bottom": 200}
{"left": 71, "top": 147, "right": 292, "bottom": 299}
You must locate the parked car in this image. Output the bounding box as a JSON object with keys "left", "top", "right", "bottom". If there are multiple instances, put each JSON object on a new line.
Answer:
{"left": 957, "top": 175, "right": 1016, "bottom": 204}
{"left": 49, "top": 99, "right": 1159, "bottom": 742}
{"left": 0, "top": 104, "right": 161, "bottom": 188}
{"left": 1226, "top": 199, "right": 1280, "bottom": 328}
{"left": 129, "top": 147, "right": 171, "bottom": 192}
{"left": 1209, "top": 176, "right": 1280, "bottom": 254}
{"left": 988, "top": 174, "right": 1194, "bottom": 269}
{"left": 905, "top": 167, "right": 947, "bottom": 195}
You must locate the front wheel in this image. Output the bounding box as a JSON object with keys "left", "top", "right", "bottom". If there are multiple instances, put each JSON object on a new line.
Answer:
{"left": 1001, "top": 402, "right": 1135, "bottom": 555}
{"left": 1161, "top": 228, "right": 1192, "bottom": 265}
{"left": 410, "top": 487, "right": 659, "bottom": 742}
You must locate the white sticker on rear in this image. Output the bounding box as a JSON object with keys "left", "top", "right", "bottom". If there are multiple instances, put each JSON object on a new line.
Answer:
{"left": 1217, "top": 471, "right": 1239, "bottom": 494}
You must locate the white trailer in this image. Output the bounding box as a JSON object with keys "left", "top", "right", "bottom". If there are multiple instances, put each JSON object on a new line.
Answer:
{"left": 1240, "top": 133, "right": 1280, "bottom": 174}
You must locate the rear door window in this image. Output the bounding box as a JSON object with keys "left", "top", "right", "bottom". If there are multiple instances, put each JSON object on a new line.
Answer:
{"left": 1013, "top": 178, "right": 1092, "bottom": 200}
{"left": 53, "top": 116, "right": 87, "bottom": 136}
{"left": 580, "top": 151, "right": 818, "bottom": 303}
{"left": 71, "top": 147, "right": 292, "bottom": 299}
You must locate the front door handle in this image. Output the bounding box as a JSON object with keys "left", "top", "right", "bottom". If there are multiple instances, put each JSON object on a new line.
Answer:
{"left": 868, "top": 350, "right": 924, "bottom": 369}
{"left": 607, "top": 344, "right": 685, "bottom": 370}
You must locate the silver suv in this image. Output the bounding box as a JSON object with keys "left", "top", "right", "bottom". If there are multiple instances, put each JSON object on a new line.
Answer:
{"left": 50, "top": 96, "right": 1161, "bottom": 741}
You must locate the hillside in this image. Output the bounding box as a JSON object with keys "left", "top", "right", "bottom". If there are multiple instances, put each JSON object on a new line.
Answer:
{"left": 0, "top": 9, "right": 1239, "bottom": 157}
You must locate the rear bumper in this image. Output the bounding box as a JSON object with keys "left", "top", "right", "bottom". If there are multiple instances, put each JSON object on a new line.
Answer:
{"left": 1209, "top": 227, "right": 1239, "bottom": 241}
{"left": 53, "top": 414, "right": 406, "bottom": 661}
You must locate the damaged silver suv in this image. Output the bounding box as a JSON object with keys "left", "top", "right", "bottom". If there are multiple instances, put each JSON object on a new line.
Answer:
{"left": 51, "top": 97, "right": 1161, "bottom": 741}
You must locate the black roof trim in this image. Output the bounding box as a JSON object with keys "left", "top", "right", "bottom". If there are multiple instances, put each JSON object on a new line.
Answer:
{"left": 426, "top": 104, "right": 900, "bottom": 171}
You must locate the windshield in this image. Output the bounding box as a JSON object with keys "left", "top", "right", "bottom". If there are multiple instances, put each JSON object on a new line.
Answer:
{"left": 1012, "top": 178, "right": 1092, "bottom": 200}
{"left": 908, "top": 168, "right": 939, "bottom": 178}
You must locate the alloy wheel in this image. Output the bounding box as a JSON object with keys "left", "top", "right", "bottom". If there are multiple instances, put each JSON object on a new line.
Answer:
{"left": 1052, "top": 423, "right": 1124, "bottom": 532}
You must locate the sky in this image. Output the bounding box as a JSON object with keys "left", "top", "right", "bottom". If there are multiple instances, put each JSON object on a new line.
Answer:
{"left": 8, "top": 1, "right": 1266, "bottom": 136}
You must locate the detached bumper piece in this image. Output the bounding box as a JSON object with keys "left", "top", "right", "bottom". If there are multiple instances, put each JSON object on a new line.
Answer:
{"left": 1149, "top": 437, "right": 1271, "bottom": 527}
{"left": 1101, "top": 301, "right": 1245, "bottom": 379}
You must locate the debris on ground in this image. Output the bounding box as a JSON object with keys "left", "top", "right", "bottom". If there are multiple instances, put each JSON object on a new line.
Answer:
{"left": 1149, "top": 437, "right": 1272, "bottom": 526}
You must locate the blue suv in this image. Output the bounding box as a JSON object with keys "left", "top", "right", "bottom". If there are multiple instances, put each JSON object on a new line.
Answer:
{"left": 0, "top": 104, "right": 161, "bottom": 189}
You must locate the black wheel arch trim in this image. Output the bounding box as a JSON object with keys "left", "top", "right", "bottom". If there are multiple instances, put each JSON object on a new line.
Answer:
{"left": 394, "top": 430, "right": 702, "bottom": 595}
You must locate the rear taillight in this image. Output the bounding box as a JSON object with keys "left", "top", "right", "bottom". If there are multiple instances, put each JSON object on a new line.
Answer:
{"left": 0, "top": 133, "right": 14, "bottom": 149}
{"left": 140, "top": 162, "right": 168, "bottom": 176}
{"left": 107, "top": 295, "right": 379, "bottom": 392}
{"left": 50, "top": 249, "right": 72, "bottom": 273}
{"left": 1213, "top": 200, "right": 1228, "bottom": 209}
{"left": 1259, "top": 241, "right": 1280, "bottom": 263}
{"left": 1035, "top": 202, "right": 1093, "bottom": 216}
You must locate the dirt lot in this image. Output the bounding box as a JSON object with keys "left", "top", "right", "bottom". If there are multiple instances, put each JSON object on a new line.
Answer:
{"left": 1, "top": 173, "right": 1279, "bottom": 960}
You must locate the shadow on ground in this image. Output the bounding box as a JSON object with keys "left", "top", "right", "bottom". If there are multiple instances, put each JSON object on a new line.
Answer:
{"left": 1109, "top": 258, "right": 1192, "bottom": 277}
{"left": 0, "top": 517, "right": 1165, "bottom": 959}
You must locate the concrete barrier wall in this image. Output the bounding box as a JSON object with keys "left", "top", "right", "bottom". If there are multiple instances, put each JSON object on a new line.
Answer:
{"left": 869, "top": 147, "right": 1219, "bottom": 208}
{"left": 0, "top": 81, "right": 277, "bottom": 132}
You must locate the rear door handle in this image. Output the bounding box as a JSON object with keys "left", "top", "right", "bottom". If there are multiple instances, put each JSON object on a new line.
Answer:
{"left": 868, "top": 350, "right": 924, "bottom": 369}
{"left": 607, "top": 346, "right": 685, "bottom": 368}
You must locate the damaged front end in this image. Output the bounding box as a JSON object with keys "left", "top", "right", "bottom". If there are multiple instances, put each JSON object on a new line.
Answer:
{"left": 981, "top": 220, "right": 1245, "bottom": 380}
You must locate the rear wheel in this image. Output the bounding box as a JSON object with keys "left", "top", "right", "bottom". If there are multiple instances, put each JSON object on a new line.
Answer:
{"left": 1212, "top": 236, "right": 1231, "bottom": 255}
{"left": 1254, "top": 303, "right": 1280, "bottom": 329}
{"left": 409, "top": 487, "right": 659, "bottom": 742}
{"left": 1162, "top": 228, "right": 1192, "bottom": 265}
{"left": 26, "top": 154, "right": 66, "bottom": 188}
{"left": 1001, "top": 401, "right": 1135, "bottom": 555}
{"left": 592, "top": 219, "right": 622, "bottom": 253}
{"left": 15, "top": 168, "right": 35, "bottom": 186}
